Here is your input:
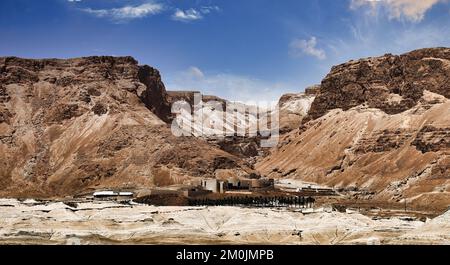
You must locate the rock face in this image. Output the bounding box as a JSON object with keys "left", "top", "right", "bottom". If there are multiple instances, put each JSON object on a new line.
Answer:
{"left": 166, "top": 90, "right": 226, "bottom": 109}
{"left": 306, "top": 48, "right": 450, "bottom": 122}
{"left": 278, "top": 85, "right": 318, "bottom": 133}
{"left": 257, "top": 48, "right": 450, "bottom": 212}
{"left": 0, "top": 56, "right": 250, "bottom": 198}
{"left": 138, "top": 65, "right": 171, "bottom": 122}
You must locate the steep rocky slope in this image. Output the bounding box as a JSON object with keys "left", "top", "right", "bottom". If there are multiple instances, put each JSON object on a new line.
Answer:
{"left": 257, "top": 48, "right": 450, "bottom": 212}
{"left": 0, "top": 56, "right": 250, "bottom": 198}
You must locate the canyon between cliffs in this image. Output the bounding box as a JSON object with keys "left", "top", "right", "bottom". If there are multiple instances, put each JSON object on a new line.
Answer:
{"left": 0, "top": 48, "right": 449, "bottom": 244}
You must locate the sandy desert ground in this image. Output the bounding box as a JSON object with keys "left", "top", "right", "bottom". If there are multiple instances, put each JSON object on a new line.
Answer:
{"left": 0, "top": 199, "right": 449, "bottom": 245}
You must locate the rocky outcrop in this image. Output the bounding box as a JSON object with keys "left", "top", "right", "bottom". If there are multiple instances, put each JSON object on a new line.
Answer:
{"left": 412, "top": 125, "right": 450, "bottom": 153}
{"left": 0, "top": 56, "right": 250, "bottom": 198}
{"left": 166, "top": 90, "right": 226, "bottom": 109}
{"left": 138, "top": 65, "right": 171, "bottom": 122}
{"left": 306, "top": 48, "right": 450, "bottom": 122}
{"left": 354, "top": 129, "right": 414, "bottom": 154}
{"left": 278, "top": 85, "right": 319, "bottom": 133}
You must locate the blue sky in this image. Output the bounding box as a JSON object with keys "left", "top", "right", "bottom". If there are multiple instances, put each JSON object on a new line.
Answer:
{"left": 1, "top": 0, "right": 450, "bottom": 102}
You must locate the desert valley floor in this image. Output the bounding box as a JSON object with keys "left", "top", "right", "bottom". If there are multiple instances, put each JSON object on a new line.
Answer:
{"left": 1, "top": 198, "right": 449, "bottom": 245}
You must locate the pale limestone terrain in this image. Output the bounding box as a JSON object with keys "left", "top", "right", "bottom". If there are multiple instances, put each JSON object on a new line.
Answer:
{"left": 1, "top": 199, "right": 448, "bottom": 245}
{"left": 278, "top": 92, "right": 316, "bottom": 133}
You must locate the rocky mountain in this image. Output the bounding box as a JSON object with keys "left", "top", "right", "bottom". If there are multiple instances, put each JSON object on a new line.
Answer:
{"left": 0, "top": 56, "right": 251, "bottom": 198}
{"left": 257, "top": 48, "right": 450, "bottom": 212}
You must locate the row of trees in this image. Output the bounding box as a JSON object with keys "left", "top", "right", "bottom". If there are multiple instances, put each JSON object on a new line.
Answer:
{"left": 188, "top": 196, "right": 315, "bottom": 208}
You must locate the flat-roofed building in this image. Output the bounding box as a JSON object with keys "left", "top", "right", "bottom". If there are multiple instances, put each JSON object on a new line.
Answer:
{"left": 93, "top": 190, "right": 134, "bottom": 200}
{"left": 201, "top": 179, "right": 227, "bottom": 194}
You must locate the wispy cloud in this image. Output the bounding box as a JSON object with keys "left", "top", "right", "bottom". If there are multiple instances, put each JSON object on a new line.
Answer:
{"left": 81, "top": 2, "right": 164, "bottom": 22}
{"left": 289, "top": 37, "right": 326, "bottom": 60}
{"left": 171, "top": 6, "right": 220, "bottom": 22}
{"left": 187, "top": 66, "right": 205, "bottom": 79}
{"left": 172, "top": 8, "right": 203, "bottom": 22}
{"left": 350, "top": 0, "right": 445, "bottom": 22}
{"left": 79, "top": 2, "right": 219, "bottom": 23}
{"left": 200, "top": 6, "right": 221, "bottom": 14}
{"left": 325, "top": 14, "right": 450, "bottom": 65}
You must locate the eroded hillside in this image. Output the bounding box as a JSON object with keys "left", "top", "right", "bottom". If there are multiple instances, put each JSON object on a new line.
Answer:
{"left": 0, "top": 56, "right": 251, "bottom": 197}
{"left": 257, "top": 48, "right": 450, "bottom": 212}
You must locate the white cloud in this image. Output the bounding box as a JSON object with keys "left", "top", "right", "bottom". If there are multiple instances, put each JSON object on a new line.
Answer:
{"left": 83, "top": 8, "right": 108, "bottom": 17}
{"left": 172, "top": 8, "right": 203, "bottom": 22}
{"left": 82, "top": 2, "right": 163, "bottom": 22}
{"left": 350, "top": 0, "right": 445, "bottom": 22}
{"left": 289, "top": 37, "right": 326, "bottom": 60}
{"left": 171, "top": 6, "right": 220, "bottom": 22}
{"left": 166, "top": 67, "right": 294, "bottom": 104}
